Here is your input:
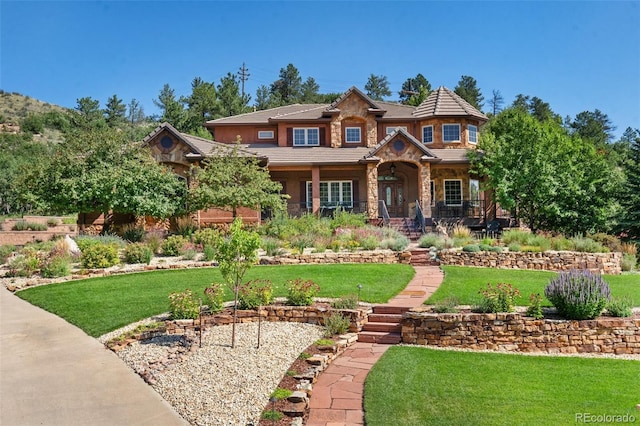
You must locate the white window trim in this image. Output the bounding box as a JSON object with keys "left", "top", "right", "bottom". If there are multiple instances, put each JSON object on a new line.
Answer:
{"left": 444, "top": 179, "right": 463, "bottom": 206}
{"left": 258, "top": 130, "right": 274, "bottom": 139}
{"left": 386, "top": 126, "right": 408, "bottom": 135}
{"left": 293, "top": 127, "right": 320, "bottom": 146}
{"left": 442, "top": 124, "right": 461, "bottom": 143}
{"left": 306, "top": 180, "right": 353, "bottom": 208}
{"left": 345, "top": 127, "right": 361, "bottom": 143}
{"left": 422, "top": 125, "right": 434, "bottom": 144}
{"left": 468, "top": 125, "right": 478, "bottom": 144}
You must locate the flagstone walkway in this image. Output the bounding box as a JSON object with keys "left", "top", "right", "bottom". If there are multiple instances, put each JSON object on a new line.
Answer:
{"left": 306, "top": 265, "right": 444, "bottom": 426}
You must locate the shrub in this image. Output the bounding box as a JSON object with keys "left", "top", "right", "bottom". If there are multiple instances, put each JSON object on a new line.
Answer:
{"left": 419, "top": 233, "right": 444, "bottom": 249}
{"left": 570, "top": 236, "right": 605, "bottom": 253}
{"left": 508, "top": 243, "right": 522, "bottom": 252}
{"left": 432, "top": 296, "right": 460, "bottom": 313}
{"left": 480, "top": 237, "right": 497, "bottom": 246}
{"left": 588, "top": 233, "right": 622, "bottom": 253}
{"left": 488, "top": 245, "right": 503, "bottom": 253}
{"left": 621, "top": 253, "right": 636, "bottom": 272}
{"left": 550, "top": 236, "right": 574, "bottom": 251}
{"left": 143, "top": 231, "right": 164, "bottom": 254}
{"left": 81, "top": 243, "right": 120, "bottom": 268}
{"left": 7, "top": 252, "right": 41, "bottom": 277}
{"left": 75, "top": 234, "right": 126, "bottom": 251}
{"left": 359, "top": 235, "right": 379, "bottom": 251}
{"left": 202, "top": 245, "right": 216, "bottom": 261}
{"left": 286, "top": 279, "right": 320, "bottom": 306}
{"left": 452, "top": 236, "right": 474, "bottom": 248}
{"left": 261, "top": 411, "right": 283, "bottom": 421}
{"left": 123, "top": 243, "right": 153, "bottom": 264}
{"left": 46, "top": 218, "right": 59, "bottom": 227}
{"left": 181, "top": 248, "right": 197, "bottom": 260}
{"left": 544, "top": 270, "right": 611, "bottom": 320}
{"left": 328, "top": 239, "right": 342, "bottom": 252}
{"left": 271, "top": 388, "right": 293, "bottom": 400}
{"left": 331, "top": 294, "right": 359, "bottom": 310}
{"left": 12, "top": 221, "right": 47, "bottom": 231}
{"left": 40, "top": 253, "right": 71, "bottom": 278}
{"left": 621, "top": 242, "right": 637, "bottom": 256}
{"left": 324, "top": 312, "right": 350, "bottom": 336}
{"left": 380, "top": 234, "right": 409, "bottom": 252}
{"left": 521, "top": 245, "right": 544, "bottom": 253}
{"left": 501, "top": 229, "right": 532, "bottom": 245}
{"left": 238, "top": 279, "right": 273, "bottom": 309}
{"left": 462, "top": 244, "right": 481, "bottom": 253}
{"left": 478, "top": 283, "right": 520, "bottom": 313}
{"left": 526, "top": 293, "right": 544, "bottom": 319}
{"left": 0, "top": 244, "right": 17, "bottom": 264}
{"left": 161, "top": 235, "right": 189, "bottom": 256}
{"left": 607, "top": 297, "right": 633, "bottom": 318}
{"left": 290, "top": 235, "right": 315, "bottom": 253}
{"left": 61, "top": 216, "right": 76, "bottom": 225}
{"left": 193, "top": 228, "right": 221, "bottom": 249}
{"left": 174, "top": 216, "right": 198, "bottom": 238}
{"left": 203, "top": 282, "right": 225, "bottom": 313}
{"left": 120, "top": 224, "right": 145, "bottom": 243}
{"left": 478, "top": 244, "right": 492, "bottom": 251}
{"left": 330, "top": 208, "right": 367, "bottom": 230}
{"left": 452, "top": 224, "right": 471, "bottom": 239}
{"left": 168, "top": 289, "right": 200, "bottom": 320}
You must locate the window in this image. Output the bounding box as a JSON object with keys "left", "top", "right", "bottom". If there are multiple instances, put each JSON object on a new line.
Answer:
{"left": 386, "top": 126, "right": 407, "bottom": 135}
{"left": 469, "top": 179, "right": 480, "bottom": 206}
{"left": 422, "top": 126, "right": 433, "bottom": 144}
{"left": 444, "top": 180, "right": 462, "bottom": 206}
{"left": 468, "top": 125, "right": 478, "bottom": 144}
{"left": 306, "top": 181, "right": 353, "bottom": 208}
{"left": 293, "top": 128, "right": 319, "bottom": 146}
{"left": 430, "top": 180, "right": 435, "bottom": 206}
{"left": 345, "top": 127, "right": 361, "bottom": 143}
{"left": 258, "top": 130, "right": 274, "bottom": 139}
{"left": 442, "top": 124, "right": 461, "bottom": 142}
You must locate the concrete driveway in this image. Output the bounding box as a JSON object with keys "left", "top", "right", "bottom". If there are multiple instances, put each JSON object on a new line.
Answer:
{"left": 0, "top": 287, "right": 188, "bottom": 426}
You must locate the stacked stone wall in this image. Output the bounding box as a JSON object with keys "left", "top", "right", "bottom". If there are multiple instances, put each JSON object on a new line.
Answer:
{"left": 402, "top": 310, "right": 640, "bottom": 355}
{"left": 260, "top": 250, "right": 409, "bottom": 265}
{"left": 438, "top": 250, "right": 622, "bottom": 275}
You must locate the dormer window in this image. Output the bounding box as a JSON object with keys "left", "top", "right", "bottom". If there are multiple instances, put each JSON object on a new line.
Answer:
{"left": 345, "top": 127, "right": 361, "bottom": 143}
{"left": 468, "top": 125, "right": 478, "bottom": 144}
{"left": 443, "top": 124, "right": 461, "bottom": 143}
{"left": 293, "top": 128, "right": 319, "bottom": 146}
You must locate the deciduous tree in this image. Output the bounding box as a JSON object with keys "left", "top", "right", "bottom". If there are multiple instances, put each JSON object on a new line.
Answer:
{"left": 487, "top": 90, "right": 504, "bottom": 116}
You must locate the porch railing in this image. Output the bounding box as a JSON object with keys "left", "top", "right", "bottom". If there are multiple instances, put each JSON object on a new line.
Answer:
{"left": 415, "top": 199, "right": 426, "bottom": 233}
{"left": 284, "top": 201, "right": 368, "bottom": 218}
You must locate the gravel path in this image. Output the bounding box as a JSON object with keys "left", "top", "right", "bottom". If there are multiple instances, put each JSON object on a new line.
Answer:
{"left": 117, "top": 321, "right": 325, "bottom": 426}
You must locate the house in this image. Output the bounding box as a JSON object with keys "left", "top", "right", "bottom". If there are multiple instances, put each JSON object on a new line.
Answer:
{"left": 133, "top": 86, "right": 508, "bottom": 232}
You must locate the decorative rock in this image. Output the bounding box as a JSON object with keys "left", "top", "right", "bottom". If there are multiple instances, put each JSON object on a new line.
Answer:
{"left": 288, "top": 391, "right": 308, "bottom": 403}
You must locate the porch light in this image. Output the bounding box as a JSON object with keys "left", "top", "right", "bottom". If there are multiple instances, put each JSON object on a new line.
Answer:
{"left": 390, "top": 163, "right": 396, "bottom": 176}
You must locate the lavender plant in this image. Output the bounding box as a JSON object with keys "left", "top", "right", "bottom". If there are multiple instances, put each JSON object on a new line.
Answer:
{"left": 544, "top": 270, "right": 611, "bottom": 320}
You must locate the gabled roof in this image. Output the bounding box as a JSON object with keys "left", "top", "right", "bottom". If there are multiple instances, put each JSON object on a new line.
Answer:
{"left": 206, "top": 104, "right": 329, "bottom": 126}
{"left": 364, "top": 128, "right": 439, "bottom": 162}
{"left": 142, "top": 122, "right": 260, "bottom": 160}
{"left": 325, "top": 86, "right": 386, "bottom": 115}
{"left": 413, "top": 86, "right": 488, "bottom": 121}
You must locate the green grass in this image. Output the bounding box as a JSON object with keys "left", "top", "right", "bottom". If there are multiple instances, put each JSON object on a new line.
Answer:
{"left": 364, "top": 346, "right": 640, "bottom": 426}
{"left": 427, "top": 266, "right": 640, "bottom": 306}
{"left": 16, "top": 264, "right": 413, "bottom": 337}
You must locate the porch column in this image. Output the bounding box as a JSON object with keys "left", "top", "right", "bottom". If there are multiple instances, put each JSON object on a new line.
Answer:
{"left": 311, "top": 166, "right": 321, "bottom": 215}
{"left": 419, "top": 163, "right": 432, "bottom": 218}
{"left": 366, "top": 163, "right": 378, "bottom": 218}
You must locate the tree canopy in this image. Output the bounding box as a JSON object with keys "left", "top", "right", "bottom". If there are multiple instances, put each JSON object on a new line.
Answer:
{"left": 399, "top": 73, "right": 431, "bottom": 105}
{"left": 617, "top": 128, "right": 640, "bottom": 239}
{"left": 364, "top": 74, "right": 391, "bottom": 101}
{"left": 454, "top": 75, "right": 484, "bottom": 110}
{"left": 471, "top": 108, "right": 622, "bottom": 234}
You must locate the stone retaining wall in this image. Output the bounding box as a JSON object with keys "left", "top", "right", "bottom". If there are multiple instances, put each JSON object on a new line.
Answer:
{"left": 402, "top": 309, "right": 640, "bottom": 355}
{"left": 260, "top": 250, "right": 409, "bottom": 265}
{"left": 438, "top": 250, "right": 622, "bottom": 275}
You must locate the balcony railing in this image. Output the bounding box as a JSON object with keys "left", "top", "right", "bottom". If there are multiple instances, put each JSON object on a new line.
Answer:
{"left": 284, "top": 201, "right": 368, "bottom": 218}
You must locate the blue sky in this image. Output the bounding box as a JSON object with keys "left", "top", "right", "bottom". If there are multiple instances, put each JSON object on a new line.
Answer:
{"left": 1, "top": 1, "right": 638, "bottom": 138}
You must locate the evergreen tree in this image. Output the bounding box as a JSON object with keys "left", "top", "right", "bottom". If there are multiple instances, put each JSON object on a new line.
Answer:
{"left": 255, "top": 84, "right": 282, "bottom": 110}
{"left": 300, "top": 77, "right": 321, "bottom": 103}
{"left": 127, "top": 98, "right": 145, "bottom": 124}
{"left": 454, "top": 75, "right": 484, "bottom": 110}
{"left": 270, "top": 64, "right": 302, "bottom": 104}
{"left": 181, "top": 77, "right": 218, "bottom": 133}
{"left": 72, "top": 96, "right": 106, "bottom": 129}
{"left": 104, "top": 94, "right": 127, "bottom": 127}
{"left": 618, "top": 128, "right": 640, "bottom": 239}
{"left": 154, "top": 84, "right": 184, "bottom": 127}
{"left": 217, "top": 72, "right": 250, "bottom": 117}
{"left": 364, "top": 74, "right": 391, "bottom": 101}
{"left": 568, "top": 109, "right": 616, "bottom": 147}
{"left": 399, "top": 73, "right": 431, "bottom": 104}
{"left": 487, "top": 89, "right": 504, "bottom": 116}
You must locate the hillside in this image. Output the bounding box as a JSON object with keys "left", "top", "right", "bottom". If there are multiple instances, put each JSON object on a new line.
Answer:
{"left": 0, "top": 90, "right": 69, "bottom": 125}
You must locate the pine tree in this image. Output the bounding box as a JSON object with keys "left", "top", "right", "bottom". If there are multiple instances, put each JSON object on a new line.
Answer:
{"left": 619, "top": 129, "right": 640, "bottom": 238}
{"left": 364, "top": 74, "right": 391, "bottom": 101}
{"left": 454, "top": 75, "right": 484, "bottom": 110}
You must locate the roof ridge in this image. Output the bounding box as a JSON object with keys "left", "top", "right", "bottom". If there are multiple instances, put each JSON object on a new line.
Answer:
{"left": 443, "top": 86, "right": 477, "bottom": 116}
{"left": 272, "top": 104, "right": 328, "bottom": 118}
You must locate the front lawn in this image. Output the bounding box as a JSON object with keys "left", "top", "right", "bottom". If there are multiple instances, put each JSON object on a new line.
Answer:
{"left": 16, "top": 264, "right": 414, "bottom": 337}
{"left": 427, "top": 266, "right": 640, "bottom": 306}
{"left": 364, "top": 346, "right": 639, "bottom": 426}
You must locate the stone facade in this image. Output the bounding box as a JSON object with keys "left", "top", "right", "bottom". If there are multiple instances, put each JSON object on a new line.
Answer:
{"left": 260, "top": 250, "right": 410, "bottom": 265}
{"left": 438, "top": 250, "right": 622, "bottom": 275}
{"left": 402, "top": 310, "right": 640, "bottom": 355}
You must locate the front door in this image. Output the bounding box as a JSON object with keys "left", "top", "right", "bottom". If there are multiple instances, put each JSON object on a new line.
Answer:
{"left": 379, "top": 181, "right": 404, "bottom": 217}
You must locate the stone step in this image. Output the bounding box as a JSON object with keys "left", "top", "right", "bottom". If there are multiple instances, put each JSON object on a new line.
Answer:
{"left": 362, "top": 322, "right": 401, "bottom": 333}
{"left": 357, "top": 331, "right": 402, "bottom": 344}
{"left": 368, "top": 313, "right": 403, "bottom": 323}
{"left": 372, "top": 305, "right": 411, "bottom": 315}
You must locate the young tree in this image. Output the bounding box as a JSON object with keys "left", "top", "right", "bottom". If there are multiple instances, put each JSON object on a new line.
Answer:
{"left": 189, "top": 140, "right": 287, "bottom": 217}
{"left": 104, "top": 94, "right": 127, "bottom": 127}
{"left": 270, "top": 63, "right": 302, "bottom": 104}
{"left": 454, "top": 75, "right": 484, "bottom": 110}
{"left": 471, "top": 108, "right": 621, "bottom": 234}
{"left": 212, "top": 218, "right": 261, "bottom": 348}
{"left": 487, "top": 89, "right": 504, "bottom": 116}
{"left": 399, "top": 73, "right": 431, "bottom": 104}
{"left": 22, "top": 127, "right": 187, "bottom": 232}
{"left": 364, "top": 74, "right": 391, "bottom": 101}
